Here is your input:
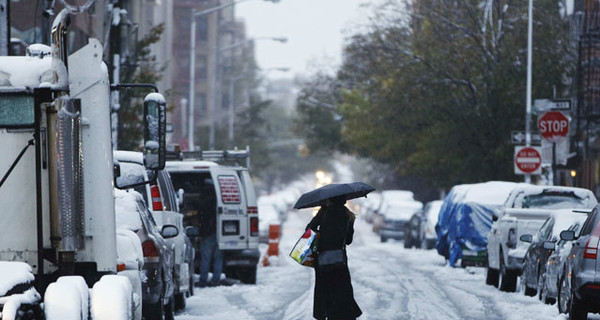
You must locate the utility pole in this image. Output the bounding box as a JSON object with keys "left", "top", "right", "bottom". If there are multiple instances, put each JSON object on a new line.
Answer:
{"left": 524, "top": 0, "right": 533, "bottom": 183}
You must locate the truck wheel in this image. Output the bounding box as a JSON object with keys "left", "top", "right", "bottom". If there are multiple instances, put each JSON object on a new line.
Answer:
{"left": 485, "top": 266, "right": 499, "bottom": 287}
{"left": 499, "top": 258, "right": 517, "bottom": 292}
{"left": 91, "top": 275, "right": 133, "bottom": 320}
{"left": 45, "top": 279, "right": 87, "bottom": 320}
{"left": 240, "top": 266, "right": 257, "bottom": 284}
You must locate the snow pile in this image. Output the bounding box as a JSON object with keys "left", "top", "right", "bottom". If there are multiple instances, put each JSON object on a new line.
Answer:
{"left": 116, "top": 228, "right": 144, "bottom": 270}
{"left": 0, "top": 288, "right": 40, "bottom": 320}
{"left": 114, "top": 189, "right": 144, "bottom": 232}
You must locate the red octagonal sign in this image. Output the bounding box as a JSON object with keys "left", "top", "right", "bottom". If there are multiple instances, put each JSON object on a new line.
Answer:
{"left": 515, "top": 146, "right": 541, "bottom": 174}
{"left": 538, "top": 111, "right": 569, "bottom": 142}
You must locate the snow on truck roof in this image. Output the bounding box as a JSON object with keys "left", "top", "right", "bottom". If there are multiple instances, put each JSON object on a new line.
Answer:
{"left": 165, "top": 160, "right": 219, "bottom": 170}
{"left": 0, "top": 55, "right": 53, "bottom": 88}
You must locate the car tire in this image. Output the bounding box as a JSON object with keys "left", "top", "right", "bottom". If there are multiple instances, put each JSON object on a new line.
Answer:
{"left": 520, "top": 270, "right": 537, "bottom": 296}
{"left": 240, "top": 266, "right": 257, "bottom": 285}
{"left": 175, "top": 292, "right": 186, "bottom": 311}
{"left": 499, "top": 257, "right": 517, "bottom": 292}
{"left": 569, "top": 293, "right": 587, "bottom": 320}
{"left": 164, "top": 296, "right": 175, "bottom": 320}
{"left": 142, "top": 301, "right": 163, "bottom": 320}
{"left": 380, "top": 236, "right": 387, "bottom": 243}
{"left": 485, "top": 266, "right": 499, "bottom": 287}
{"left": 558, "top": 273, "right": 571, "bottom": 314}
{"left": 538, "top": 272, "right": 555, "bottom": 304}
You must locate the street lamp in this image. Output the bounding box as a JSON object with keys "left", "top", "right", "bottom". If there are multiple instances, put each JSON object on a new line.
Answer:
{"left": 188, "top": 0, "right": 280, "bottom": 151}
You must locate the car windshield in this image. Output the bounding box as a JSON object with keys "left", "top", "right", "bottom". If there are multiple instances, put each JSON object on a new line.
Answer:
{"left": 521, "top": 192, "right": 588, "bottom": 209}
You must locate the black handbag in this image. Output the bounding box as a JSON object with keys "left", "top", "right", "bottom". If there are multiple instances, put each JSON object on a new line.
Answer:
{"left": 317, "top": 219, "right": 349, "bottom": 271}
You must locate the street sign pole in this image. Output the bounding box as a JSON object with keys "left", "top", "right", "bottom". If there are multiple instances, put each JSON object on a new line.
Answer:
{"left": 552, "top": 142, "right": 557, "bottom": 185}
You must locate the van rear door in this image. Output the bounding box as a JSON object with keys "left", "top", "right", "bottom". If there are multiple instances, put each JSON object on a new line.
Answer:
{"left": 239, "top": 169, "right": 259, "bottom": 249}
{"left": 211, "top": 167, "right": 248, "bottom": 250}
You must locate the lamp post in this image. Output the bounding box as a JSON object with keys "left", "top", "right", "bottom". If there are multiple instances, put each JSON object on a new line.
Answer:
{"left": 524, "top": 0, "right": 533, "bottom": 183}
{"left": 209, "top": 37, "right": 287, "bottom": 148}
{"left": 188, "top": 0, "right": 280, "bottom": 151}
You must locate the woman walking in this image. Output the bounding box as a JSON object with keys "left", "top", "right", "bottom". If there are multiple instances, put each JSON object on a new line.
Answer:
{"left": 306, "top": 195, "right": 362, "bottom": 320}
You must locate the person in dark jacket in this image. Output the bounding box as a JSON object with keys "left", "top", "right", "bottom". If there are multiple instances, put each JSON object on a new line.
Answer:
{"left": 306, "top": 195, "right": 362, "bottom": 320}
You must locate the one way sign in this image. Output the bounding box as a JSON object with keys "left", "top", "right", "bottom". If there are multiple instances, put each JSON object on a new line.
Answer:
{"left": 511, "top": 131, "right": 541, "bottom": 145}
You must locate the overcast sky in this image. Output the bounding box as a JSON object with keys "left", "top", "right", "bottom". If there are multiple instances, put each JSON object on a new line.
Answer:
{"left": 236, "top": 0, "right": 370, "bottom": 79}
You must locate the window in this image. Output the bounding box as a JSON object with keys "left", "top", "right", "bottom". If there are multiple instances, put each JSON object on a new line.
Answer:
{"left": 0, "top": 94, "right": 35, "bottom": 127}
{"left": 580, "top": 210, "right": 598, "bottom": 236}
{"left": 218, "top": 175, "right": 241, "bottom": 204}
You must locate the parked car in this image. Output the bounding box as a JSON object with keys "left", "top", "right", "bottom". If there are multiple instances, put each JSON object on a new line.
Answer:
{"left": 115, "top": 151, "right": 193, "bottom": 310}
{"left": 360, "top": 192, "right": 381, "bottom": 224}
{"left": 375, "top": 199, "right": 423, "bottom": 242}
{"left": 487, "top": 184, "right": 597, "bottom": 292}
{"left": 114, "top": 189, "right": 178, "bottom": 320}
{"left": 559, "top": 205, "right": 600, "bottom": 320}
{"left": 519, "top": 209, "right": 589, "bottom": 303}
{"left": 436, "top": 181, "right": 517, "bottom": 267}
{"left": 404, "top": 212, "right": 423, "bottom": 248}
{"left": 166, "top": 151, "right": 260, "bottom": 284}
{"left": 416, "top": 200, "right": 443, "bottom": 249}
{"left": 543, "top": 221, "right": 586, "bottom": 313}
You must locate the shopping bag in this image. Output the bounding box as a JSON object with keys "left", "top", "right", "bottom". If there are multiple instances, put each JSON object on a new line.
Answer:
{"left": 289, "top": 229, "right": 319, "bottom": 267}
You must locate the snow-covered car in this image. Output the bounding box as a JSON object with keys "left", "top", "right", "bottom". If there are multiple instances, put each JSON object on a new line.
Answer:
{"left": 115, "top": 150, "right": 193, "bottom": 310}
{"left": 436, "top": 181, "right": 517, "bottom": 267}
{"left": 558, "top": 205, "right": 600, "bottom": 319}
{"left": 405, "top": 200, "right": 443, "bottom": 249}
{"left": 360, "top": 192, "right": 381, "bottom": 224}
{"left": 519, "top": 209, "right": 589, "bottom": 302}
{"left": 114, "top": 189, "right": 178, "bottom": 320}
{"left": 486, "top": 185, "right": 597, "bottom": 292}
{"left": 376, "top": 199, "right": 423, "bottom": 242}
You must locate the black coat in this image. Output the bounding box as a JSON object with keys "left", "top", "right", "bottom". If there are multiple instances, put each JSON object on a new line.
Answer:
{"left": 307, "top": 204, "right": 362, "bottom": 320}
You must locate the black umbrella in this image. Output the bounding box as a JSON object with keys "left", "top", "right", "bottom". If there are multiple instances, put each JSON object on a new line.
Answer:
{"left": 294, "top": 182, "right": 376, "bottom": 209}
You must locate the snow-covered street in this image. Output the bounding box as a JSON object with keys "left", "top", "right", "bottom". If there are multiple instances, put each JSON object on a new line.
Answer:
{"left": 176, "top": 205, "right": 594, "bottom": 320}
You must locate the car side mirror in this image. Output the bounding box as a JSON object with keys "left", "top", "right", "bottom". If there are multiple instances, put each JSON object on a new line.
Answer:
{"left": 161, "top": 224, "right": 179, "bottom": 239}
{"left": 185, "top": 226, "right": 200, "bottom": 238}
{"left": 560, "top": 230, "right": 576, "bottom": 241}
{"left": 143, "top": 93, "right": 166, "bottom": 171}
{"left": 520, "top": 234, "right": 533, "bottom": 243}
{"left": 543, "top": 241, "right": 555, "bottom": 250}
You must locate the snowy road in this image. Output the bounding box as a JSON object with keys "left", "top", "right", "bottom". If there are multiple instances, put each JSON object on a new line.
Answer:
{"left": 175, "top": 209, "right": 595, "bottom": 320}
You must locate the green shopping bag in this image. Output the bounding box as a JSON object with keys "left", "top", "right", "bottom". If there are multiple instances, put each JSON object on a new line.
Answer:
{"left": 289, "top": 229, "right": 319, "bottom": 267}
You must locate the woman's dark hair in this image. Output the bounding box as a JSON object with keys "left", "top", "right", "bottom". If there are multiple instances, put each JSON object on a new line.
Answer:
{"left": 331, "top": 195, "right": 346, "bottom": 206}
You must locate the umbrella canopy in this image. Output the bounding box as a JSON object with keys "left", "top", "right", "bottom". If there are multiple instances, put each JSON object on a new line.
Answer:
{"left": 294, "top": 182, "right": 376, "bottom": 209}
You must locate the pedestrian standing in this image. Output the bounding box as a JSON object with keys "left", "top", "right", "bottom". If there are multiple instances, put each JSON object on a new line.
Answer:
{"left": 198, "top": 183, "right": 223, "bottom": 287}
{"left": 306, "top": 195, "right": 362, "bottom": 320}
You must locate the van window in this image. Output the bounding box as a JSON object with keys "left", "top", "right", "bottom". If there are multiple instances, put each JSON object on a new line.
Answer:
{"left": 157, "top": 171, "right": 178, "bottom": 212}
{"left": 217, "top": 175, "right": 241, "bottom": 204}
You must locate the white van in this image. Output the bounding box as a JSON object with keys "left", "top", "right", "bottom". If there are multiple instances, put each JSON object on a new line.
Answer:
{"left": 166, "top": 151, "right": 260, "bottom": 284}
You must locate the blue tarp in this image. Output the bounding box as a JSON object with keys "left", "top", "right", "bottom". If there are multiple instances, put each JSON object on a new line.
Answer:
{"left": 435, "top": 182, "right": 516, "bottom": 267}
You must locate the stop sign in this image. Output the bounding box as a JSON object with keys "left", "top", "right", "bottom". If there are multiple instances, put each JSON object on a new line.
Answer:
{"left": 538, "top": 111, "right": 569, "bottom": 141}
{"left": 514, "top": 146, "right": 542, "bottom": 174}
